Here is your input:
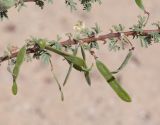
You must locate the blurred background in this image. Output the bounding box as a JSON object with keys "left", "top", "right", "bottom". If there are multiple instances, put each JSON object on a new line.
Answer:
{"left": 0, "top": 0, "right": 160, "bottom": 125}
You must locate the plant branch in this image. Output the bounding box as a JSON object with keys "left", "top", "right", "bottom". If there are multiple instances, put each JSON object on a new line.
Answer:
{"left": 0, "top": 28, "right": 160, "bottom": 63}
{"left": 61, "top": 29, "right": 160, "bottom": 46}
{"left": 24, "top": 0, "right": 35, "bottom": 2}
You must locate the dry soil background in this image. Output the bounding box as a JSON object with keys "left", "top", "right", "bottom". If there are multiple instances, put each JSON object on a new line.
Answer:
{"left": 0, "top": 0, "right": 160, "bottom": 125}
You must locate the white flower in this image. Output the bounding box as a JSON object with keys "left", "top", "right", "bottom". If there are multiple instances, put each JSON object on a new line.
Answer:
{"left": 73, "top": 21, "right": 86, "bottom": 32}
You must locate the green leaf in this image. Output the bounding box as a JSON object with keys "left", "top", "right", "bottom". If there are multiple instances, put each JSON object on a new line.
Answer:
{"left": 45, "top": 45, "right": 70, "bottom": 56}
{"left": 92, "top": 23, "right": 101, "bottom": 34}
{"left": 63, "top": 45, "right": 79, "bottom": 86}
{"left": 81, "top": 46, "right": 91, "bottom": 86}
{"left": 81, "top": 46, "right": 86, "bottom": 61}
{"left": 51, "top": 41, "right": 62, "bottom": 50}
{"left": 13, "top": 46, "right": 26, "bottom": 80}
{"left": 112, "top": 51, "right": 132, "bottom": 74}
{"left": 84, "top": 71, "right": 91, "bottom": 86}
{"left": 96, "top": 59, "right": 131, "bottom": 102}
{"left": 48, "top": 0, "right": 53, "bottom": 4}
{"left": 0, "top": 0, "right": 16, "bottom": 10}
{"left": 135, "top": 0, "right": 145, "bottom": 11}
{"left": 12, "top": 46, "right": 26, "bottom": 95}
{"left": 40, "top": 52, "right": 51, "bottom": 64}
{"left": 49, "top": 59, "right": 64, "bottom": 101}
{"left": 65, "top": 55, "right": 85, "bottom": 68}
{"left": 63, "top": 63, "right": 73, "bottom": 86}
{"left": 45, "top": 46, "right": 87, "bottom": 71}
{"left": 12, "top": 80, "right": 18, "bottom": 95}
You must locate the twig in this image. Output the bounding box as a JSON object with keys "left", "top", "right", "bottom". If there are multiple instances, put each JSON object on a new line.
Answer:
{"left": 24, "top": 0, "right": 35, "bottom": 2}
{"left": 0, "top": 29, "right": 160, "bottom": 63}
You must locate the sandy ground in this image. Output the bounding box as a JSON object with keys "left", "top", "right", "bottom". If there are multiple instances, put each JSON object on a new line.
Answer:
{"left": 0, "top": 0, "right": 160, "bottom": 125}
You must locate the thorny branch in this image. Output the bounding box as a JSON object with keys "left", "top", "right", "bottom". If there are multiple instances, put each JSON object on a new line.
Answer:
{"left": 24, "top": 0, "right": 35, "bottom": 2}
{"left": 0, "top": 28, "right": 160, "bottom": 63}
